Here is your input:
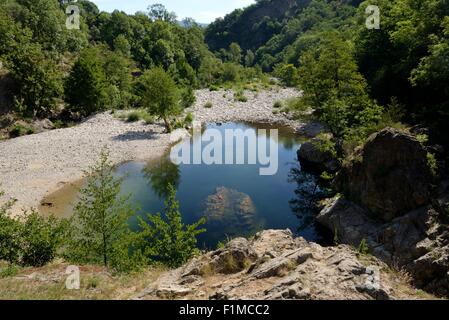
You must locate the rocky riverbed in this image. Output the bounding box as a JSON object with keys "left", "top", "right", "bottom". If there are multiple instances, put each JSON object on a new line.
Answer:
{"left": 0, "top": 88, "right": 303, "bottom": 215}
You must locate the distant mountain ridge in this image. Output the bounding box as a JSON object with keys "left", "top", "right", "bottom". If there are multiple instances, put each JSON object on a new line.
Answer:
{"left": 205, "top": 0, "right": 313, "bottom": 52}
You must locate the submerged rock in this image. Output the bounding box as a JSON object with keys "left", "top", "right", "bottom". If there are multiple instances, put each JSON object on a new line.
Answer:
{"left": 136, "top": 230, "right": 424, "bottom": 300}
{"left": 203, "top": 187, "right": 260, "bottom": 232}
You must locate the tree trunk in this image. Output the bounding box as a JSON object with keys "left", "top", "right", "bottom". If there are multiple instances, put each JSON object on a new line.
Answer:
{"left": 103, "top": 233, "right": 107, "bottom": 268}
{"left": 163, "top": 116, "right": 172, "bottom": 133}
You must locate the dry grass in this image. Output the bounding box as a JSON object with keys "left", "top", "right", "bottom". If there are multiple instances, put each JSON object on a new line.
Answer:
{"left": 0, "top": 260, "right": 166, "bottom": 300}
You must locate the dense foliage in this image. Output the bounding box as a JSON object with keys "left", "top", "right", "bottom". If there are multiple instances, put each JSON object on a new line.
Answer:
{"left": 136, "top": 184, "right": 206, "bottom": 268}
{"left": 0, "top": 191, "right": 67, "bottom": 267}
{"left": 207, "top": 0, "right": 449, "bottom": 148}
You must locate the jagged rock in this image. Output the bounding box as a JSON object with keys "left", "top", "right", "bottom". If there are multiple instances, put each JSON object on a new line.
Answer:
{"left": 33, "top": 119, "right": 54, "bottom": 132}
{"left": 336, "top": 128, "right": 433, "bottom": 222}
{"left": 298, "top": 136, "right": 340, "bottom": 173}
{"left": 317, "top": 195, "right": 449, "bottom": 296}
{"left": 136, "top": 230, "right": 422, "bottom": 300}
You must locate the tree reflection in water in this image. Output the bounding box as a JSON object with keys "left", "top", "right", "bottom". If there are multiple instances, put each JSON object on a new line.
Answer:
{"left": 288, "top": 164, "right": 328, "bottom": 232}
{"left": 143, "top": 158, "right": 180, "bottom": 199}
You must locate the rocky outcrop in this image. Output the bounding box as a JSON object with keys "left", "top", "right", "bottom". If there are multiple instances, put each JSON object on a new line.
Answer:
{"left": 135, "top": 230, "right": 425, "bottom": 300}
{"left": 298, "top": 136, "right": 340, "bottom": 173}
{"left": 317, "top": 194, "right": 449, "bottom": 296}
{"left": 315, "top": 128, "right": 449, "bottom": 296}
{"left": 335, "top": 128, "right": 433, "bottom": 222}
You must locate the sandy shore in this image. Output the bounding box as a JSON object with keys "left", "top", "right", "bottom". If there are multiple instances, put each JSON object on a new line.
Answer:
{"left": 0, "top": 88, "right": 303, "bottom": 215}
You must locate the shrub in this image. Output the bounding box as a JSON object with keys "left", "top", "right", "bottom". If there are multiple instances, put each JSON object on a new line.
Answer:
{"left": 273, "top": 100, "right": 284, "bottom": 109}
{"left": 427, "top": 152, "right": 438, "bottom": 176}
{"left": 273, "top": 63, "right": 299, "bottom": 87}
{"left": 180, "top": 86, "right": 196, "bottom": 109}
{"left": 184, "top": 112, "right": 194, "bottom": 126}
{"left": 0, "top": 190, "right": 66, "bottom": 267}
{"left": 9, "top": 125, "right": 25, "bottom": 137}
{"left": 313, "top": 133, "right": 337, "bottom": 158}
{"left": 208, "top": 84, "right": 219, "bottom": 91}
{"left": 20, "top": 211, "right": 67, "bottom": 267}
{"left": 358, "top": 239, "right": 369, "bottom": 255}
{"left": 136, "top": 184, "right": 206, "bottom": 268}
{"left": 0, "top": 195, "right": 21, "bottom": 265}
{"left": 0, "top": 264, "right": 20, "bottom": 278}
{"left": 204, "top": 101, "right": 213, "bottom": 109}
{"left": 126, "top": 111, "right": 141, "bottom": 122}
{"left": 234, "top": 90, "right": 248, "bottom": 102}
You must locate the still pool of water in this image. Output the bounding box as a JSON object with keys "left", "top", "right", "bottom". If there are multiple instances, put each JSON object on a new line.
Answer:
{"left": 41, "top": 122, "right": 329, "bottom": 248}
{"left": 116, "top": 122, "right": 326, "bottom": 248}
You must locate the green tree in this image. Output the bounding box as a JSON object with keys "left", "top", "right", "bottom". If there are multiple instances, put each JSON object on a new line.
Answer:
{"left": 228, "top": 42, "right": 242, "bottom": 64}
{"left": 65, "top": 47, "right": 108, "bottom": 116}
{"left": 0, "top": 190, "right": 66, "bottom": 268}
{"left": 0, "top": 193, "right": 21, "bottom": 265}
{"left": 244, "top": 50, "right": 255, "bottom": 67}
{"left": 273, "top": 63, "right": 299, "bottom": 87}
{"left": 8, "top": 42, "right": 63, "bottom": 117}
{"left": 67, "top": 150, "right": 139, "bottom": 271}
{"left": 138, "top": 67, "right": 181, "bottom": 132}
{"left": 20, "top": 211, "right": 67, "bottom": 267}
{"left": 137, "top": 184, "right": 206, "bottom": 268}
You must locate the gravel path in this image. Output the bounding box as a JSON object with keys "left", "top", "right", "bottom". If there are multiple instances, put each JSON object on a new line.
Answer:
{"left": 0, "top": 88, "right": 303, "bottom": 215}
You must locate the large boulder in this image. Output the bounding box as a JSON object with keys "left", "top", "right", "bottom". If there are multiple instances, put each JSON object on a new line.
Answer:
{"left": 317, "top": 193, "right": 449, "bottom": 296}
{"left": 336, "top": 128, "right": 433, "bottom": 222}
{"left": 298, "top": 136, "right": 340, "bottom": 173}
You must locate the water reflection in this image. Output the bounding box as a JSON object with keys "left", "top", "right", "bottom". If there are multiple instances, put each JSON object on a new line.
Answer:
{"left": 143, "top": 159, "right": 180, "bottom": 199}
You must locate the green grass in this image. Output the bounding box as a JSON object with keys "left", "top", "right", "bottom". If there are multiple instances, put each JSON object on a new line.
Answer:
{"left": 234, "top": 90, "right": 248, "bottom": 102}
{"left": 116, "top": 109, "right": 155, "bottom": 124}
{"left": 204, "top": 101, "right": 213, "bottom": 109}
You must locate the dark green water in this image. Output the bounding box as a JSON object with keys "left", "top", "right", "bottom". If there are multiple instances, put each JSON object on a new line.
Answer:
{"left": 116, "top": 122, "right": 326, "bottom": 249}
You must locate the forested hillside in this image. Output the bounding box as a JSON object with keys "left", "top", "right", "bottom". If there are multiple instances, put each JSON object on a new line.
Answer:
{"left": 0, "top": 0, "right": 267, "bottom": 135}
{"left": 206, "top": 0, "right": 449, "bottom": 147}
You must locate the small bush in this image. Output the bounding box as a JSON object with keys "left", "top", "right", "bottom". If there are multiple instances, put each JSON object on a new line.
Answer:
{"left": 416, "top": 133, "right": 429, "bottom": 145}
{"left": 234, "top": 90, "right": 248, "bottom": 102}
{"left": 209, "top": 85, "right": 219, "bottom": 91}
{"left": 427, "top": 152, "right": 438, "bottom": 176}
{"left": 1, "top": 191, "right": 66, "bottom": 267}
{"left": 273, "top": 100, "right": 284, "bottom": 109}
{"left": 20, "top": 211, "right": 67, "bottom": 267}
{"left": 0, "top": 264, "right": 20, "bottom": 278}
{"left": 126, "top": 111, "right": 141, "bottom": 122}
{"left": 136, "top": 184, "right": 206, "bottom": 268}
{"left": 184, "top": 112, "right": 194, "bottom": 126}
{"left": 204, "top": 101, "right": 213, "bottom": 109}
{"left": 314, "top": 133, "right": 337, "bottom": 158}
{"left": 358, "top": 239, "right": 370, "bottom": 255}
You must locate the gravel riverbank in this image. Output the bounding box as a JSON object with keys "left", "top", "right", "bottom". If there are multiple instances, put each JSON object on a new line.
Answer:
{"left": 0, "top": 88, "right": 303, "bottom": 215}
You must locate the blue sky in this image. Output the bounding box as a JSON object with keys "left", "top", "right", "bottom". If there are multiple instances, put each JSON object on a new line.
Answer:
{"left": 91, "top": 0, "right": 256, "bottom": 23}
